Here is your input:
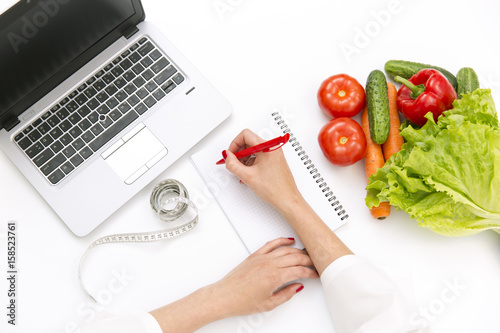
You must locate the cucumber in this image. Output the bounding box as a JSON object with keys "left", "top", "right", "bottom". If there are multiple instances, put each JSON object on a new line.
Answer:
{"left": 384, "top": 60, "right": 458, "bottom": 92}
{"left": 456, "top": 67, "right": 480, "bottom": 98}
{"left": 366, "top": 70, "right": 390, "bottom": 145}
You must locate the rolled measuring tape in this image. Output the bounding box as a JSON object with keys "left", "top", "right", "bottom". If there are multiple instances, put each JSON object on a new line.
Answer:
{"left": 78, "top": 179, "right": 198, "bottom": 302}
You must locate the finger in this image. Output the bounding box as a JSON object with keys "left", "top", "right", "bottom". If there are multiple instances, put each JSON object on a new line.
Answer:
{"left": 265, "top": 283, "right": 304, "bottom": 311}
{"left": 280, "top": 266, "right": 319, "bottom": 283}
{"left": 254, "top": 238, "right": 295, "bottom": 255}
{"left": 267, "top": 246, "right": 306, "bottom": 258}
{"left": 275, "top": 253, "right": 315, "bottom": 269}
{"left": 227, "top": 129, "right": 265, "bottom": 154}
{"left": 225, "top": 150, "right": 249, "bottom": 179}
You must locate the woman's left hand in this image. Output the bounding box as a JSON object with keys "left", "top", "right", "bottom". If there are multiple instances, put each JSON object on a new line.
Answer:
{"left": 209, "top": 237, "right": 318, "bottom": 317}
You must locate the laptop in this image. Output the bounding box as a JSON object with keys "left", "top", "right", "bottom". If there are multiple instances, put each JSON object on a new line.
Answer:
{"left": 0, "top": 0, "right": 232, "bottom": 236}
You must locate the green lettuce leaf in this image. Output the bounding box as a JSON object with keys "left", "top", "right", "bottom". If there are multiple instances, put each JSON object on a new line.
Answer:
{"left": 366, "top": 89, "right": 500, "bottom": 236}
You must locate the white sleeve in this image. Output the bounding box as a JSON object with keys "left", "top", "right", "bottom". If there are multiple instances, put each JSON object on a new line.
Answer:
{"left": 320, "top": 255, "right": 430, "bottom": 333}
{"left": 80, "top": 312, "right": 163, "bottom": 333}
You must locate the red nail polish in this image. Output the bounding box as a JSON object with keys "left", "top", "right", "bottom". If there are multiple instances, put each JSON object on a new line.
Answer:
{"left": 296, "top": 285, "right": 304, "bottom": 293}
{"left": 288, "top": 237, "right": 295, "bottom": 241}
{"left": 222, "top": 150, "right": 228, "bottom": 160}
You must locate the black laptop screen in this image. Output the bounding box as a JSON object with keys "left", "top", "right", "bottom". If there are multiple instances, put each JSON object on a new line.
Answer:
{"left": 0, "top": 0, "right": 142, "bottom": 130}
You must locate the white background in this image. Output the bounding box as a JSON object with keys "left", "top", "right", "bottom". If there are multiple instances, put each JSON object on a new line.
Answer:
{"left": 1, "top": 0, "right": 500, "bottom": 332}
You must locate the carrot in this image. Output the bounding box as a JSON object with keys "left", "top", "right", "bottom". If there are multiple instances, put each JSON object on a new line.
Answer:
{"left": 362, "top": 106, "right": 391, "bottom": 220}
{"left": 382, "top": 82, "right": 404, "bottom": 161}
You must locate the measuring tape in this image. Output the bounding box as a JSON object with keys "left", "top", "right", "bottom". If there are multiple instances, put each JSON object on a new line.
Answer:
{"left": 78, "top": 179, "right": 198, "bottom": 302}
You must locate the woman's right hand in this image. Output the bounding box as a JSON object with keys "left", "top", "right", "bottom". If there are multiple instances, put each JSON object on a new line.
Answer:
{"left": 224, "top": 129, "right": 303, "bottom": 212}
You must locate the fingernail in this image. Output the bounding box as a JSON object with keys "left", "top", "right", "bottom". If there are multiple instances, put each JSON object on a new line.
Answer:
{"left": 239, "top": 180, "right": 243, "bottom": 184}
{"left": 222, "top": 150, "right": 228, "bottom": 160}
{"left": 288, "top": 237, "right": 295, "bottom": 241}
{"left": 296, "top": 285, "right": 304, "bottom": 293}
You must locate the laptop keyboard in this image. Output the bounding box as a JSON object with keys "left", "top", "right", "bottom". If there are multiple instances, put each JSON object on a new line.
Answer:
{"left": 14, "top": 37, "right": 185, "bottom": 185}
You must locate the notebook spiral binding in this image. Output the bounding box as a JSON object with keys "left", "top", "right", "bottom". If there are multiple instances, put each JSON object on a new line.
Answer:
{"left": 271, "top": 112, "right": 349, "bottom": 221}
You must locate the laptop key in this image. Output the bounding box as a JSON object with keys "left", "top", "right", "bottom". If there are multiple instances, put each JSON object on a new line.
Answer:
{"left": 50, "top": 141, "right": 64, "bottom": 153}
{"left": 23, "top": 126, "right": 33, "bottom": 135}
{"left": 33, "top": 148, "right": 54, "bottom": 167}
{"left": 56, "top": 108, "right": 70, "bottom": 120}
{"left": 42, "top": 111, "right": 52, "bottom": 120}
{"left": 142, "top": 69, "right": 154, "bottom": 81}
{"left": 63, "top": 146, "right": 76, "bottom": 158}
{"left": 26, "top": 142, "right": 44, "bottom": 158}
{"left": 69, "top": 126, "right": 83, "bottom": 139}
{"left": 33, "top": 118, "right": 43, "bottom": 128}
{"left": 90, "top": 123, "right": 104, "bottom": 136}
{"left": 93, "top": 79, "right": 106, "bottom": 91}
{"left": 104, "top": 63, "right": 113, "bottom": 72}
{"left": 153, "top": 89, "right": 166, "bottom": 101}
{"left": 109, "top": 110, "right": 122, "bottom": 121}
{"left": 95, "top": 70, "right": 105, "bottom": 78}
{"left": 48, "top": 169, "right": 65, "bottom": 185}
{"left": 69, "top": 113, "right": 82, "bottom": 125}
{"left": 78, "top": 118, "right": 92, "bottom": 131}
{"left": 100, "top": 116, "right": 113, "bottom": 129}
{"left": 105, "top": 84, "right": 118, "bottom": 96}
{"left": 78, "top": 105, "right": 91, "bottom": 118}
{"left": 66, "top": 101, "right": 79, "bottom": 113}
{"left": 138, "top": 37, "right": 148, "bottom": 45}
{"left": 138, "top": 42, "right": 154, "bottom": 56}
{"left": 60, "top": 97, "right": 70, "bottom": 106}
{"left": 144, "top": 96, "right": 157, "bottom": 108}
{"left": 124, "top": 84, "right": 137, "bottom": 95}
{"left": 86, "top": 77, "right": 96, "bottom": 85}
{"left": 135, "top": 103, "right": 148, "bottom": 115}
{"left": 149, "top": 50, "right": 162, "bottom": 61}
{"left": 41, "top": 153, "right": 65, "bottom": 176}
{"left": 84, "top": 87, "right": 98, "bottom": 99}
{"left": 116, "top": 91, "right": 128, "bottom": 102}
{"left": 132, "top": 63, "right": 145, "bottom": 75}
{"left": 59, "top": 120, "right": 72, "bottom": 132}
{"left": 28, "top": 129, "right": 42, "bottom": 142}
{"left": 111, "top": 66, "right": 124, "bottom": 77}
{"left": 69, "top": 90, "right": 78, "bottom": 99}
{"left": 40, "top": 135, "right": 54, "bottom": 147}
{"left": 133, "top": 77, "right": 146, "bottom": 88}
{"left": 18, "top": 137, "right": 32, "bottom": 150}
{"left": 106, "top": 97, "right": 119, "bottom": 109}
{"left": 72, "top": 138, "right": 85, "bottom": 151}
{"left": 145, "top": 81, "right": 158, "bottom": 92}
{"left": 80, "top": 147, "right": 94, "bottom": 159}
{"left": 140, "top": 56, "right": 153, "bottom": 68}
{"left": 97, "top": 105, "right": 110, "bottom": 115}
{"left": 82, "top": 131, "right": 95, "bottom": 143}
{"left": 61, "top": 162, "right": 75, "bottom": 175}
{"left": 127, "top": 95, "right": 140, "bottom": 107}
{"left": 113, "top": 57, "right": 122, "bottom": 65}
{"left": 60, "top": 133, "right": 73, "bottom": 146}
{"left": 38, "top": 123, "right": 51, "bottom": 135}
{"left": 155, "top": 66, "right": 177, "bottom": 85}
{"left": 50, "top": 127, "right": 64, "bottom": 140}
{"left": 151, "top": 58, "right": 169, "bottom": 74}
{"left": 14, "top": 133, "right": 23, "bottom": 142}
{"left": 114, "top": 78, "right": 127, "bottom": 89}
{"left": 130, "top": 43, "right": 140, "bottom": 51}
{"left": 96, "top": 92, "right": 109, "bottom": 104}
{"left": 172, "top": 73, "right": 185, "bottom": 85}
{"left": 102, "top": 73, "right": 115, "bottom": 84}
{"left": 121, "top": 50, "right": 131, "bottom": 58}
{"left": 47, "top": 115, "right": 61, "bottom": 127}
{"left": 118, "top": 102, "right": 131, "bottom": 114}
{"left": 129, "top": 52, "right": 141, "bottom": 63}
{"left": 75, "top": 93, "right": 88, "bottom": 106}
{"left": 136, "top": 88, "right": 148, "bottom": 100}
{"left": 78, "top": 83, "right": 87, "bottom": 92}
{"left": 123, "top": 71, "right": 136, "bottom": 82}
{"left": 88, "top": 112, "right": 99, "bottom": 123}
{"left": 120, "top": 58, "right": 133, "bottom": 70}
{"left": 70, "top": 154, "right": 84, "bottom": 167}
{"left": 162, "top": 81, "right": 176, "bottom": 94}
{"left": 87, "top": 98, "right": 100, "bottom": 110}
{"left": 90, "top": 111, "right": 138, "bottom": 152}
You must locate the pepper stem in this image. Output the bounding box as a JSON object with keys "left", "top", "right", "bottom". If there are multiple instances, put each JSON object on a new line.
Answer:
{"left": 394, "top": 76, "right": 425, "bottom": 99}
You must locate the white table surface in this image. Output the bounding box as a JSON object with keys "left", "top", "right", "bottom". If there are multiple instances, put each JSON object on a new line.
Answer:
{"left": 2, "top": 0, "right": 500, "bottom": 332}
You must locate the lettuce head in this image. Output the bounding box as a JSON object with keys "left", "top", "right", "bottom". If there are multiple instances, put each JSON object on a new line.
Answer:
{"left": 366, "top": 89, "right": 500, "bottom": 236}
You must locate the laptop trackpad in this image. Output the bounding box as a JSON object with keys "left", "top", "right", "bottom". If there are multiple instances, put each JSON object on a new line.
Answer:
{"left": 102, "top": 124, "right": 168, "bottom": 185}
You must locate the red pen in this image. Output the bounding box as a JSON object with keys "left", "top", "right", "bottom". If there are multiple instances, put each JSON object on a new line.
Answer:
{"left": 216, "top": 133, "right": 290, "bottom": 165}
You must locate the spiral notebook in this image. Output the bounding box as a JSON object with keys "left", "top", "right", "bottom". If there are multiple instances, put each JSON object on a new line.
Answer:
{"left": 191, "top": 112, "right": 349, "bottom": 253}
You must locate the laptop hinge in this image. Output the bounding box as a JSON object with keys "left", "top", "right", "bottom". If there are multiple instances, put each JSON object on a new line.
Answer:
{"left": 124, "top": 26, "right": 139, "bottom": 39}
{"left": 4, "top": 117, "right": 20, "bottom": 132}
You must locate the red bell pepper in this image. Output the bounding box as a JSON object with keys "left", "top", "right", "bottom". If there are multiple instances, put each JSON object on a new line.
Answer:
{"left": 394, "top": 69, "right": 457, "bottom": 126}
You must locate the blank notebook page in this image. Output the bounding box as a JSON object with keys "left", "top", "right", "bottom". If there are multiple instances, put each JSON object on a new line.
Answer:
{"left": 191, "top": 112, "right": 348, "bottom": 253}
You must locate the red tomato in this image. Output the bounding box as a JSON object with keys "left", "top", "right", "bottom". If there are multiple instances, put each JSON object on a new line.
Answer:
{"left": 318, "top": 117, "right": 366, "bottom": 166}
{"left": 318, "top": 74, "right": 366, "bottom": 118}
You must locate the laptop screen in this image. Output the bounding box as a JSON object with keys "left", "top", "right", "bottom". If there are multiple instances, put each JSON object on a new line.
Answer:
{"left": 0, "top": 0, "right": 143, "bottom": 130}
